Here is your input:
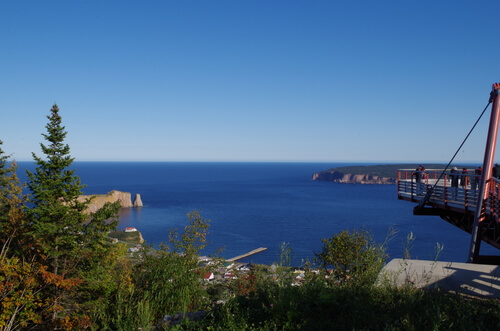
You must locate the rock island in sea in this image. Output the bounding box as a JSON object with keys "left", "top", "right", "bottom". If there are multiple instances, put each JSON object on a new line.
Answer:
{"left": 77, "top": 190, "right": 143, "bottom": 214}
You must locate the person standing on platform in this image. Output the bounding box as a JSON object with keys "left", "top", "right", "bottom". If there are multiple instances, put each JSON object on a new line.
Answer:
{"left": 415, "top": 165, "right": 425, "bottom": 195}
{"left": 472, "top": 166, "right": 482, "bottom": 191}
{"left": 461, "top": 168, "right": 469, "bottom": 189}
{"left": 415, "top": 165, "right": 423, "bottom": 183}
{"left": 493, "top": 163, "right": 500, "bottom": 179}
{"left": 450, "top": 167, "right": 459, "bottom": 199}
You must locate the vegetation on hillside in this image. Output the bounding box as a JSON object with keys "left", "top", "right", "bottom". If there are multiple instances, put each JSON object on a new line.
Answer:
{"left": 1, "top": 105, "right": 499, "bottom": 330}
{"left": 108, "top": 230, "right": 143, "bottom": 245}
{"left": 1, "top": 105, "right": 122, "bottom": 329}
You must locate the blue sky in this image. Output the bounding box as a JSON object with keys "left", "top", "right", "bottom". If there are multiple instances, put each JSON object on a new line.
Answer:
{"left": 1, "top": 1, "right": 500, "bottom": 163}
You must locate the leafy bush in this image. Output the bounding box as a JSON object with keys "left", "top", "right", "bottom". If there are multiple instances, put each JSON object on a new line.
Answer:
{"left": 314, "top": 229, "right": 386, "bottom": 286}
{"left": 91, "top": 211, "right": 213, "bottom": 330}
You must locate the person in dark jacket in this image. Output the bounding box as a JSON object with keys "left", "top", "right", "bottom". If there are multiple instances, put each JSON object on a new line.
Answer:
{"left": 415, "top": 165, "right": 426, "bottom": 195}
{"left": 450, "top": 167, "right": 459, "bottom": 199}
{"left": 415, "top": 165, "right": 424, "bottom": 183}
{"left": 493, "top": 164, "right": 500, "bottom": 179}
{"left": 471, "top": 166, "right": 482, "bottom": 191}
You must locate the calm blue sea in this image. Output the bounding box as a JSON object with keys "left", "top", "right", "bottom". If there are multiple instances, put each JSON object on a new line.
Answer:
{"left": 16, "top": 162, "right": 498, "bottom": 266}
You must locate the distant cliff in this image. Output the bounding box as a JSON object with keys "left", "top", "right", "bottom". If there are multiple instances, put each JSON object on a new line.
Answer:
{"left": 312, "top": 164, "right": 447, "bottom": 184}
{"left": 312, "top": 171, "right": 396, "bottom": 184}
{"left": 77, "top": 190, "right": 143, "bottom": 214}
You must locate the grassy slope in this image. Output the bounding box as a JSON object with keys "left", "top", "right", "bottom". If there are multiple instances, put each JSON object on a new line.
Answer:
{"left": 108, "top": 230, "right": 143, "bottom": 245}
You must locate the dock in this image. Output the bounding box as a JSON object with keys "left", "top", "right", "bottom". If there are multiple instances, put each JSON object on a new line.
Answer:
{"left": 227, "top": 247, "right": 267, "bottom": 262}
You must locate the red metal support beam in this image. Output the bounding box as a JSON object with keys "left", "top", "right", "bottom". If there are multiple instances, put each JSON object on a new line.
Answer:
{"left": 468, "top": 83, "right": 500, "bottom": 262}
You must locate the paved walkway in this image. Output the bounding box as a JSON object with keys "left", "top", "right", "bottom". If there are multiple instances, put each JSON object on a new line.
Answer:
{"left": 380, "top": 259, "right": 500, "bottom": 298}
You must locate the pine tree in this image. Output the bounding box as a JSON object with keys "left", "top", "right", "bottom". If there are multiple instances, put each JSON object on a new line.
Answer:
{"left": 26, "top": 104, "right": 89, "bottom": 275}
{"left": 25, "top": 104, "right": 121, "bottom": 326}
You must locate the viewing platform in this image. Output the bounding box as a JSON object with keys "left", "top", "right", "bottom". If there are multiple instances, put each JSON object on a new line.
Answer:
{"left": 397, "top": 169, "right": 491, "bottom": 214}
{"left": 397, "top": 169, "right": 500, "bottom": 259}
{"left": 397, "top": 83, "right": 500, "bottom": 264}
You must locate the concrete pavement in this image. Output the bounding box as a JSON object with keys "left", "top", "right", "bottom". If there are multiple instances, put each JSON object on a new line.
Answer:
{"left": 380, "top": 259, "right": 500, "bottom": 298}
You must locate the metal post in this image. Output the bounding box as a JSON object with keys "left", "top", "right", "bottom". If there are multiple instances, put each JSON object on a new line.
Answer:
{"left": 468, "top": 83, "right": 500, "bottom": 262}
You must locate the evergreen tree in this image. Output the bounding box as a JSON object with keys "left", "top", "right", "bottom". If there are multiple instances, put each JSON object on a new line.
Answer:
{"left": 25, "top": 104, "right": 121, "bottom": 326}
{"left": 26, "top": 104, "right": 89, "bottom": 275}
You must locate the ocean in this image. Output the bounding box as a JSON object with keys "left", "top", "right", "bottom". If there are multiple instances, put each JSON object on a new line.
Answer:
{"left": 16, "top": 161, "right": 497, "bottom": 266}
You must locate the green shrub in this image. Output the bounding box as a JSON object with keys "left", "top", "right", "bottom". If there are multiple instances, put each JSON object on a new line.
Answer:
{"left": 91, "top": 211, "right": 213, "bottom": 330}
{"left": 314, "top": 229, "right": 386, "bottom": 286}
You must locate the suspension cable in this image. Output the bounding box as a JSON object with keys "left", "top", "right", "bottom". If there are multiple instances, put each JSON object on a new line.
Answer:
{"left": 418, "top": 100, "right": 493, "bottom": 208}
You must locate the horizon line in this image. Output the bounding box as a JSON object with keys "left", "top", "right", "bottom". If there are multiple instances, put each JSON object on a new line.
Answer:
{"left": 12, "top": 159, "right": 483, "bottom": 164}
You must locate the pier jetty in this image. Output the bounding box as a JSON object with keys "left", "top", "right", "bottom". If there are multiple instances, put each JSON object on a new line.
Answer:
{"left": 227, "top": 247, "right": 267, "bottom": 262}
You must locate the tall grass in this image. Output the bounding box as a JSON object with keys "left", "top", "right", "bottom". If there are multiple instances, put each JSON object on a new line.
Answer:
{"left": 199, "top": 269, "right": 500, "bottom": 330}
{"left": 193, "top": 230, "right": 500, "bottom": 330}
{"left": 91, "top": 224, "right": 500, "bottom": 330}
